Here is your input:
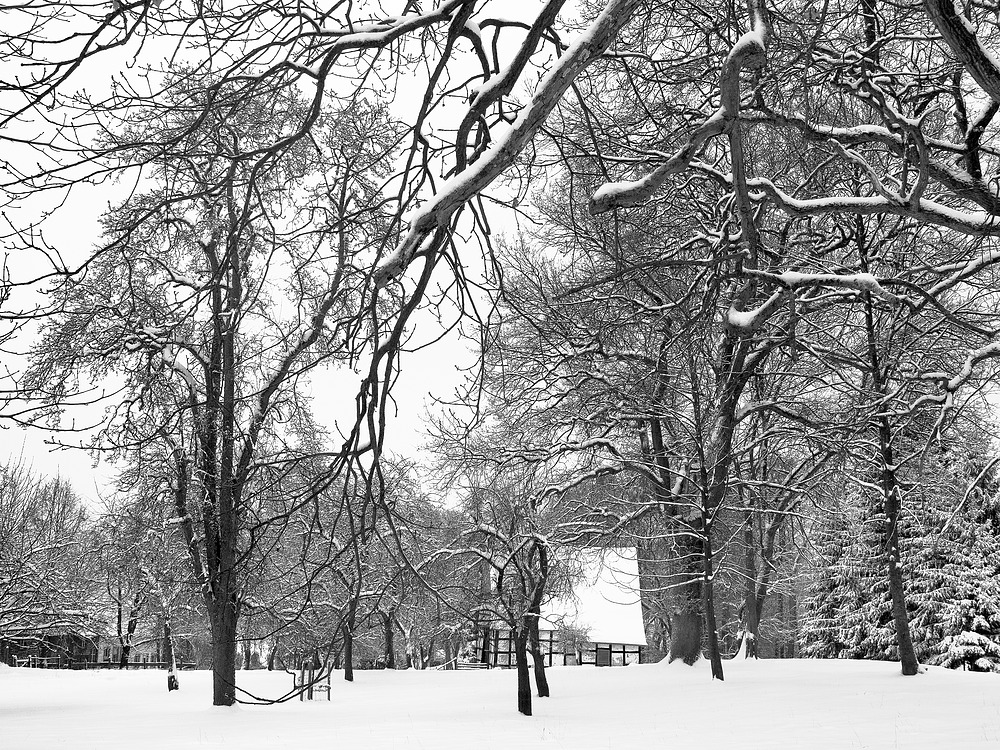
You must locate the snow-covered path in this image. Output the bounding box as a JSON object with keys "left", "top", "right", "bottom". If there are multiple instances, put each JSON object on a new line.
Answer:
{"left": 2, "top": 658, "right": 998, "bottom": 749}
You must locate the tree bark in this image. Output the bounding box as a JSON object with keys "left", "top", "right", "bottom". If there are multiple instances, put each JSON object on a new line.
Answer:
{"left": 668, "top": 608, "right": 702, "bottom": 665}
{"left": 527, "top": 611, "right": 550, "bottom": 697}
{"left": 480, "top": 626, "right": 491, "bottom": 666}
{"left": 776, "top": 592, "right": 786, "bottom": 658}
{"left": 209, "top": 595, "right": 239, "bottom": 706}
{"left": 788, "top": 586, "right": 799, "bottom": 658}
{"left": 668, "top": 548, "right": 703, "bottom": 665}
{"left": 514, "top": 627, "right": 532, "bottom": 716}
{"left": 702, "top": 530, "right": 724, "bottom": 680}
{"left": 118, "top": 590, "right": 143, "bottom": 669}
{"left": 742, "top": 506, "right": 760, "bottom": 658}
{"left": 266, "top": 638, "right": 278, "bottom": 671}
{"left": 164, "top": 619, "right": 179, "bottom": 691}
{"left": 382, "top": 611, "right": 395, "bottom": 669}
{"left": 883, "top": 472, "right": 919, "bottom": 675}
{"left": 858, "top": 232, "right": 919, "bottom": 677}
{"left": 343, "top": 622, "right": 354, "bottom": 682}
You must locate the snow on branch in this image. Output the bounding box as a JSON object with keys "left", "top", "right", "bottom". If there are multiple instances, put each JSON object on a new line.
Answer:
{"left": 747, "top": 178, "right": 1000, "bottom": 236}
{"left": 724, "top": 271, "right": 902, "bottom": 331}
{"left": 374, "top": 0, "right": 643, "bottom": 285}
{"left": 589, "top": 5, "right": 771, "bottom": 214}
{"left": 944, "top": 341, "right": 1000, "bottom": 392}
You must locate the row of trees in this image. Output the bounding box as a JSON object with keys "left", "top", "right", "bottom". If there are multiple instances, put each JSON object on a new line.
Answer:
{"left": 7, "top": 0, "right": 1000, "bottom": 713}
{"left": 0, "top": 455, "right": 486, "bottom": 686}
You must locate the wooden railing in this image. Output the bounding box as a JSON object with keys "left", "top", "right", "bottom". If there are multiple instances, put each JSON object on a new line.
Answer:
{"left": 73, "top": 661, "right": 196, "bottom": 670}
{"left": 10, "top": 656, "right": 196, "bottom": 670}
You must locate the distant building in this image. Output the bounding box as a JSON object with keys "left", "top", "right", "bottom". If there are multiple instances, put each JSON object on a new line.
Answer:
{"left": 3, "top": 622, "right": 198, "bottom": 669}
{"left": 1, "top": 629, "right": 98, "bottom": 668}
{"left": 93, "top": 633, "right": 160, "bottom": 666}
{"left": 479, "top": 548, "right": 647, "bottom": 667}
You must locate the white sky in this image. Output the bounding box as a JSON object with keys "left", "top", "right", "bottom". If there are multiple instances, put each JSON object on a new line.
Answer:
{"left": 1, "top": 224, "right": 486, "bottom": 506}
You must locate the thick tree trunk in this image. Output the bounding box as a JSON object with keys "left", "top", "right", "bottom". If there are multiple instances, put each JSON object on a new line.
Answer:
{"left": 527, "top": 612, "right": 549, "bottom": 697}
{"left": 164, "top": 619, "right": 179, "bottom": 691}
{"left": 210, "top": 598, "right": 239, "bottom": 706}
{"left": 514, "top": 627, "right": 531, "bottom": 716}
{"left": 668, "top": 565, "right": 702, "bottom": 665}
{"left": 669, "top": 608, "right": 702, "bottom": 665}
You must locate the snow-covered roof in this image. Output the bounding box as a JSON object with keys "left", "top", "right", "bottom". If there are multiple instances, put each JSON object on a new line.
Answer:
{"left": 540, "top": 547, "right": 647, "bottom": 646}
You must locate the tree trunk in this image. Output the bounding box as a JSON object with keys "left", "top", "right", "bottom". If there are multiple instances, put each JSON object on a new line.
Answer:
{"left": 527, "top": 611, "right": 549, "bottom": 697}
{"left": 788, "top": 587, "right": 799, "bottom": 658}
{"left": 742, "top": 509, "right": 760, "bottom": 659}
{"left": 480, "top": 626, "right": 490, "bottom": 666}
{"left": 514, "top": 627, "right": 531, "bottom": 716}
{"left": 884, "top": 478, "right": 919, "bottom": 675}
{"left": 382, "top": 611, "right": 395, "bottom": 669}
{"left": 343, "top": 623, "right": 354, "bottom": 682}
{"left": 118, "top": 591, "right": 143, "bottom": 669}
{"left": 776, "top": 592, "right": 786, "bottom": 658}
{"left": 402, "top": 624, "right": 417, "bottom": 669}
{"left": 858, "top": 262, "right": 919, "bottom": 677}
{"left": 164, "top": 619, "right": 179, "bottom": 691}
{"left": 702, "top": 530, "right": 725, "bottom": 680}
{"left": 668, "top": 560, "right": 702, "bottom": 665}
{"left": 669, "top": 609, "right": 702, "bottom": 665}
{"left": 209, "top": 597, "right": 239, "bottom": 706}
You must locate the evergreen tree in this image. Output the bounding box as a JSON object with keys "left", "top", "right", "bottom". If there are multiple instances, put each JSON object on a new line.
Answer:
{"left": 799, "top": 510, "right": 852, "bottom": 658}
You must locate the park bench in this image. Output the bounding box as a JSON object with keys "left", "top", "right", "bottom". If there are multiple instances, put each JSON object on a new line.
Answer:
{"left": 456, "top": 661, "right": 489, "bottom": 670}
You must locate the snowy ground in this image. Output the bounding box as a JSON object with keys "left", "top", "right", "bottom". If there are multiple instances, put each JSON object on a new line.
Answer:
{"left": 2, "top": 658, "right": 999, "bottom": 749}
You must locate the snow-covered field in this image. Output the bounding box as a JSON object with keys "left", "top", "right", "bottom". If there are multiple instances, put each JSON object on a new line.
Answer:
{"left": 2, "top": 659, "right": 999, "bottom": 749}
